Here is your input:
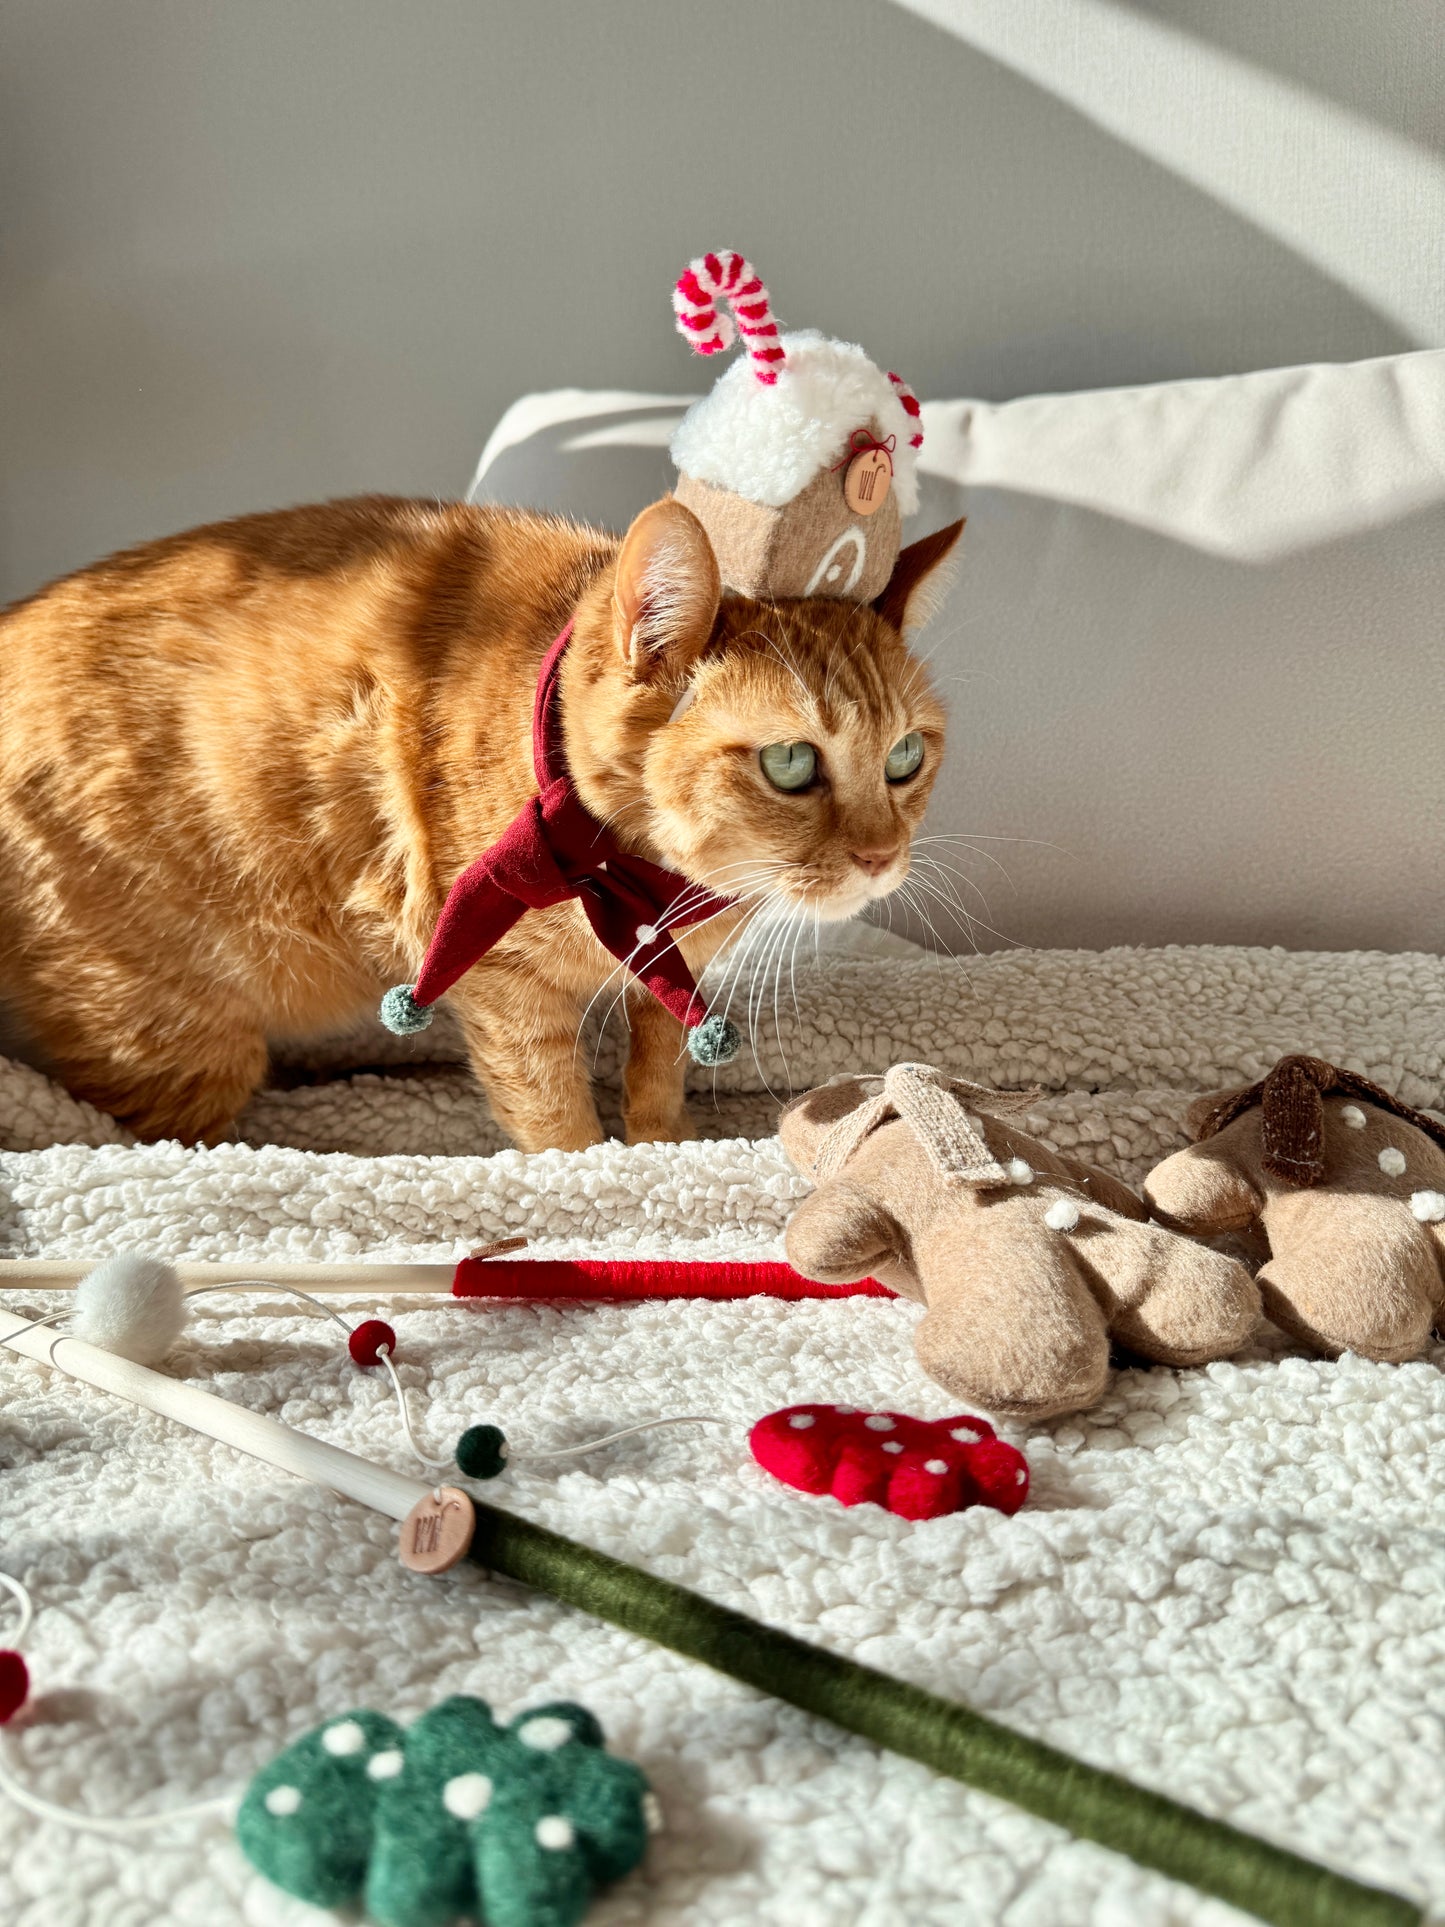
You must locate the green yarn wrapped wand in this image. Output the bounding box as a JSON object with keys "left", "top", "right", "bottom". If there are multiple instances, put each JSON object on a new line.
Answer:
{"left": 463, "top": 1498, "right": 1419, "bottom": 1927}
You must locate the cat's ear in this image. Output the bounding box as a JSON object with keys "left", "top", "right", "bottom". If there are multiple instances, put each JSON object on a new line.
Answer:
{"left": 612, "top": 499, "right": 721, "bottom": 680}
{"left": 872, "top": 518, "right": 965, "bottom": 636}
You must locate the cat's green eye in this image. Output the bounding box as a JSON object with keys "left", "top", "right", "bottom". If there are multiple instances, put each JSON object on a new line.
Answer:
{"left": 759, "top": 742, "right": 817, "bottom": 792}
{"left": 885, "top": 732, "right": 925, "bottom": 783}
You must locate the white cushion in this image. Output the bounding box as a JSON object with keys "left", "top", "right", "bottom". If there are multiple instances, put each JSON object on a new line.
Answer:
{"left": 471, "top": 352, "right": 1445, "bottom": 953}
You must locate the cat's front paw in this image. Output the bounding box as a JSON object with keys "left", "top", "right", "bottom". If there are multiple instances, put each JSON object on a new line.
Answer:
{"left": 624, "top": 1105, "right": 698, "bottom": 1147}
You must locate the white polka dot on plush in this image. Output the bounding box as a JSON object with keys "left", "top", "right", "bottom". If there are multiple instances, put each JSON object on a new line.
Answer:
{"left": 1340, "top": 1105, "right": 1367, "bottom": 1129}
{"left": 1379, "top": 1147, "right": 1407, "bottom": 1176}
{"left": 834, "top": 1405, "right": 859, "bottom": 1415}
{"left": 635, "top": 924, "right": 658, "bottom": 947}
{"left": 265, "top": 1785, "right": 302, "bottom": 1817}
{"left": 536, "top": 1814, "right": 576, "bottom": 1851}
{"left": 367, "top": 1749, "right": 404, "bottom": 1781}
{"left": 882, "top": 1441, "right": 903, "bottom": 1454}
{"left": 788, "top": 1414, "right": 815, "bottom": 1430}
{"left": 1410, "top": 1190, "right": 1445, "bottom": 1223}
{"left": 321, "top": 1720, "right": 366, "bottom": 1757}
{"left": 517, "top": 1716, "right": 573, "bottom": 1751}
{"left": 863, "top": 1415, "right": 895, "bottom": 1432}
{"left": 443, "top": 1773, "right": 493, "bottom": 1820}
{"left": 924, "top": 1459, "right": 949, "bottom": 1475}
{"left": 1044, "top": 1198, "right": 1080, "bottom": 1232}
{"left": 1007, "top": 1159, "right": 1034, "bottom": 1185}
{"left": 950, "top": 1425, "right": 982, "bottom": 1442}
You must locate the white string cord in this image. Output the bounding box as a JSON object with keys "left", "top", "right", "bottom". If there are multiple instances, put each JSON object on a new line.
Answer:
{"left": 523, "top": 1416, "right": 720, "bottom": 1460}
{"left": 0, "top": 1570, "right": 34, "bottom": 1649}
{"left": 4, "top": 1281, "right": 725, "bottom": 1475}
{"left": 0, "top": 1753, "right": 235, "bottom": 1836}
{"left": 0, "top": 1574, "right": 235, "bottom": 1836}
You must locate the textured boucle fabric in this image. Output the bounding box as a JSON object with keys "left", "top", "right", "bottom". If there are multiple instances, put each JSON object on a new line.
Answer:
{"left": 3, "top": 943, "right": 1445, "bottom": 1925}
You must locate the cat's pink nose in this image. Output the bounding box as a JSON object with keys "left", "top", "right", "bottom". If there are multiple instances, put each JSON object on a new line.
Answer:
{"left": 851, "top": 844, "right": 901, "bottom": 878}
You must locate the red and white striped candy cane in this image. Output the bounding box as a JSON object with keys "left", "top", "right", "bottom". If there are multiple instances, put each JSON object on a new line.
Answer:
{"left": 672, "top": 251, "right": 786, "bottom": 385}
{"left": 888, "top": 371, "right": 924, "bottom": 452}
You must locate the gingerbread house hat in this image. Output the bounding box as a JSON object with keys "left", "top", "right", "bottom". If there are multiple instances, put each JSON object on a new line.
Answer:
{"left": 669, "top": 251, "right": 923, "bottom": 603}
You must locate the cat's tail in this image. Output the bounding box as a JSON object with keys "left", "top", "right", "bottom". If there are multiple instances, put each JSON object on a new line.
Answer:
{"left": 671, "top": 251, "right": 785, "bottom": 384}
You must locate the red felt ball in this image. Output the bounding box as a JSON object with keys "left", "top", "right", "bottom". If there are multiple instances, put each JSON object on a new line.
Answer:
{"left": 0, "top": 1650, "right": 29, "bottom": 1725}
{"left": 348, "top": 1319, "right": 396, "bottom": 1368}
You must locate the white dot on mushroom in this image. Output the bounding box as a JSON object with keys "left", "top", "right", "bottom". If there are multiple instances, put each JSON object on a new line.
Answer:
{"left": 1340, "top": 1105, "right": 1367, "bottom": 1129}
{"left": 863, "top": 1415, "right": 895, "bottom": 1431}
{"left": 924, "top": 1459, "right": 949, "bottom": 1475}
{"left": 1410, "top": 1190, "right": 1445, "bottom": 1223}
{"left": 1007, "top": 1159, "right": 1034, "bottom": 1185}
{"left": 788, "top": 1414, "right": 815, "bottom": 1430}
{"left": 367, "top": 1750, "right": 404, "bottom": 1781}
{"left": 536, "top": 1814, "right": 576, "bottom": 1851}
{"left": 265, "top": 1785, "right": 302, "bottom": 1817}
{"left": 517, "top": 1716, "right": 573, "bottom": 1751}
{"left": 321, "top": 1720, "right": 366, "bottom": 1757}
{"left": 1379, "top": 1147, "right": 1407, "bottom": 1176}
{"left": 442, "top": 1773, "right": 493, "bottom": 1820}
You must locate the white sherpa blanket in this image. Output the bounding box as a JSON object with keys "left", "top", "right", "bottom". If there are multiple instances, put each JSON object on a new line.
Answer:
{"left": 3, "top": 941, "right": 1444, "bottom": 1927}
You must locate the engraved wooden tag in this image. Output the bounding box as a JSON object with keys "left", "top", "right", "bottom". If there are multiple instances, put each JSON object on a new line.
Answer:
{"left": 399, "top": 1485, "right": 475, "bottom": 1574}
{"left": 843, "top": 446, "right": 892, "bottom": 517}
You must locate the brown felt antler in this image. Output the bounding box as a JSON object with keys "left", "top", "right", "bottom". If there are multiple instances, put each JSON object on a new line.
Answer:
{"left": 1192, "top": 1054, "right": 1445, "bottom": 1188}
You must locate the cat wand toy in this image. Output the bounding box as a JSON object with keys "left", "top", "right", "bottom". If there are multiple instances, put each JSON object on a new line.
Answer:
{"left": 0, "top": 1310, "right": 1420, "bottom": 1927}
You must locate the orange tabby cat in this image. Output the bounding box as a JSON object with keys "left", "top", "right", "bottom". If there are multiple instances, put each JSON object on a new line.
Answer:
{"left": 0, "top": 496, "right": 959, "bottom": 1150}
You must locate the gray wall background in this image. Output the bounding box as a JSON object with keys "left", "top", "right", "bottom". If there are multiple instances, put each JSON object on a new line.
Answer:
{"left": 3, "top": 0, "right": 1442, "bottom": 606}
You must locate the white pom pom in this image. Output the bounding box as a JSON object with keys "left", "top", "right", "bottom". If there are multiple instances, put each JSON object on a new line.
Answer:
{"left": 1378, "top": 1147, "right": 1407, "bottom": 1177}
{"left": 1006, "top": 1158, "right": 1034, "bottom": 1186}
{"left": 1043, "top": 1198, "right": 1081, "bottom": 1232}
{"left": 73, "top": 1254, "right": 186, "bottom": 1364}
{"left": 1410, "top": 1190, "right": 1445, "bottom": 1223}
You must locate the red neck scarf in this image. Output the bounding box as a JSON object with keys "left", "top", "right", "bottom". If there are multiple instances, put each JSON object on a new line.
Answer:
{"left": 380, "top": 624, "right": 740, "bottom": 1060}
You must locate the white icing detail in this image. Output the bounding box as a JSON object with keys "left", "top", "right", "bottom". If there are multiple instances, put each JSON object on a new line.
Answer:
{"left": 1379, "top": 1147, "right": 1407, "bottom": 1176}
{"left": 1006, "top": 1159, "right": 1034, "bottom": 1185}
{"left": 1044, "top": 1198, "right": 1081, "bottom": 1232}
{"left": 805, "top": 529, "right": 866, "bottom": 597}
{"left": 265, "top": 1785, "right": 302, "bottom": 1817}
{"left": 1410, "top": 1190, "right": 1445, "bottom": 1222}
{"left": 863, "top": 1415, "right": 896, "bottom": 1432}
{"left": 536, "top": 1814, "right": 576, "bottom": 1851}
{"left": 670, "top": 331, "right": 921, "bottom": 515}
{"left": 788, "top": 1414, "right": 816, "bottom": 1429}
{"left": 322, "top": 1720, "right": 366, "bottom": 1757}
{"left": 517, "top": 1715, "right": 574, "bottom": 1751}
{"left": 367, "top": 1749, "right": 404, "bottom": 1781}
{"left": 443, "top": 1773, "right": 494, "bottom": 1820}
{"left": 1340, "top": 1104, "right": 1368, "bottom": 1129}
{"left": 924, "top": 1459, "right": 949, "bottom": 1476}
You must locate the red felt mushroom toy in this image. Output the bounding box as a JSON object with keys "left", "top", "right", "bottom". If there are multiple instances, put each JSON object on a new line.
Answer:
{"left": 750, "top": 1404, "right": 1028, "bottom": 1521}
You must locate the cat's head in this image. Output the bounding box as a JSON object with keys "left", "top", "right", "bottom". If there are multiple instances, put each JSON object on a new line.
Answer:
{"left": 568, "top": 498, "right": 961, "bottom": 924}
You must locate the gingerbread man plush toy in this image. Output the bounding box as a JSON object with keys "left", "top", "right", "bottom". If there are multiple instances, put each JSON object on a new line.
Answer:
{"left": 779, "top": 1065, "right": 1260, "bottom": 1420}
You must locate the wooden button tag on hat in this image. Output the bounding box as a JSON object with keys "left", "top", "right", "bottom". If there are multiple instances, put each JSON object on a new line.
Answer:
{"left": 843, "top": 441, "right": 893, "bottom": 517}
{"left": 399, "top": 1485, "right": 475, "bottom": 1574}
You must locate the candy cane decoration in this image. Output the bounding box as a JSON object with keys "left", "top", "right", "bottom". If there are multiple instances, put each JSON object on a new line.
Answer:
{"left": 888, "top": 371, "right": 924, "bottom": 452}
{"left": 672, "top": 251, "right": 786, "bottom": 385}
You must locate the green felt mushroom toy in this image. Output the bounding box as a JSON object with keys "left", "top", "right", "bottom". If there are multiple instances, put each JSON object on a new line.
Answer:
{"left": 235, "top": 1696, "right": 652, "bottom": 1927}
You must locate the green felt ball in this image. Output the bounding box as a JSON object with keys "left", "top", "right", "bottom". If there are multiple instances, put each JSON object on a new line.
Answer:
{"left": 456, "top": 1424, "right": 509, "bottom": 1481}
{"left": 686, "top": 1014, "right": 741, "bottom": 1066}
{"left": 380, "top": 984, "right": 434, "bottom": 1035}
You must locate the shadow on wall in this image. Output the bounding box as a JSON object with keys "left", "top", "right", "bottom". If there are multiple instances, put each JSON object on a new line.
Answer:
{"left": 1, "top": 0, "right": 1436, "bottom": 603}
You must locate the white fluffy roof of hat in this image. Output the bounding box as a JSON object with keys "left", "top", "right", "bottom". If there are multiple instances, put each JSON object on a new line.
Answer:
{"left": 670, "top": 332, "right": 921, "bottom": 518}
